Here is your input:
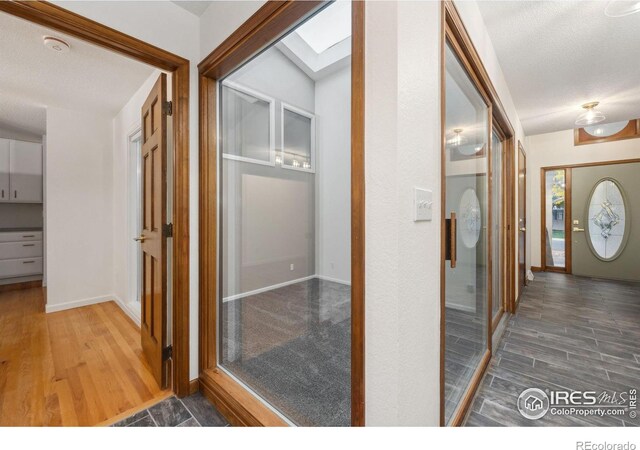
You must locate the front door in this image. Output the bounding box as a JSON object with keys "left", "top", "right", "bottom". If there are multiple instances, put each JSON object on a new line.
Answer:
{"left": 517, "top": 144, "right": 526, "bottom": 296}
{"left": 571, "top": 162, "right": 639, "bottom": 281}
{"left": 138, "top": 73, "right": 168, "bottom": 388}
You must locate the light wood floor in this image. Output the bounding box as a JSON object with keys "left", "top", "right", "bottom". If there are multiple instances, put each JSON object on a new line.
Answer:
{"left": 0, "top": 287, "right": 166, "bottom": 426}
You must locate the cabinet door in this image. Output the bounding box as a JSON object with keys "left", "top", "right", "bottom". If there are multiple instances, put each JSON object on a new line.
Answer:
{"left": 0, "top": 139, "right": 9, "bottom": 203}
{"left": 9, "top": 140, "right": 43, "bottom": 203}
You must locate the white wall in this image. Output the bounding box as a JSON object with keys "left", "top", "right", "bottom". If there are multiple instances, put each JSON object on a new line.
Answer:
{"left": 54, "top": 0, "right": 201, "bottom": 380}
{"left": 45, "top": 107, "right": 113, "bottom": 312}
{"left": 526, "top": 128, "right": 640, "bottom": 268}
{"left": 315, "top": 65, "right": 351, "bottom": 284}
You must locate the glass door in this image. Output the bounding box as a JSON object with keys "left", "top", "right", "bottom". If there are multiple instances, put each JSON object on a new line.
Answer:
{"left": 491, "top": 129, "right": 504, "bottom": 327}
{"left": 443, "top": 41, "right": 492, "bottom": 425}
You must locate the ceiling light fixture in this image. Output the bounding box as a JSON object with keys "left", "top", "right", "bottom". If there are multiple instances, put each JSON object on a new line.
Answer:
{"left": 575, "top": 102, "right": 606, "bottom": 126}
{"left": 605, "top": 0, "right": 640, "bottom": 17}
{"left": 43, "top": 36, "right": 70, "bottom": 53}
{"left": 448, "top": 128, "right": 467, "bottom": 147}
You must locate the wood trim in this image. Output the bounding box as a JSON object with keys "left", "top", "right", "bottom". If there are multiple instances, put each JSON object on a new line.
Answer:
{"left": 449, "top": 350, "right": 491, "bottom": 427}
{"left": 0, "top": 280, "right": 42, "bottom": 293}
{"left": 541, "top": 167, "right": 569, "bottom": 274}
{"left": 189, "top": 379, "right": 200, "bottom": 395}
{"left": 540, "top": 167, "right": 547, "bottom": 271}
{"left": 198, "top": 1, "right": 323, "bottom": 79}
{"left": 565, "top": 168, "right": 572, "bottom": 274}
{"left": 198, "top": 0, "right": 365, "bottom": 427}
{"left": 530, "top": 266, "right": 542, "bottom": 272}
{"left": 95, "top": 391, "right": 173, "bottom": 427}
{"left": 0, "top": 0, "right": 191, "bottom": 398}
{"left": 516, "top": 140, "right": 526, "bottom": 311}
{"left": 441, "top": 0, "right": 516, "bottom": 426}
{"left": 541, "top": 158, "right": 640, "bottom": 171}
{"left": 574, "top": 119, "right": 640, "bottom": 146}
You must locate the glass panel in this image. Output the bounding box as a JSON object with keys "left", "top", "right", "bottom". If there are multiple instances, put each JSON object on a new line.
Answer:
{"left": 444, "top": 42, "right": 489, "bottom": 424}
{"left": 587, "top": 179, "right": 626, "bottom": 260}
{"left": 544, "top": 169, "right": 566, "bottom": 268}
{"left": 491, "top": 131, "right": 502, "bottom": 318}
{"left": 221, "top": 83, "right": 273, "bottom": 163}
{"left": 282, "top": 108, "right": 313, "bottom": 170}
{"left": 218, "top": 1, "right": 352, "bottom": 426}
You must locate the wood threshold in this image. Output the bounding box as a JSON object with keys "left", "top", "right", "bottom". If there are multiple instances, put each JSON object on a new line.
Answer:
{"left": 0, "top": 0, "right": 190, "bottom": 397}
{"left": 95, "top": 391, "right": 173, "bottom": 427}
{"left": 449, "top": 350, "right": 491, "bottom": 426}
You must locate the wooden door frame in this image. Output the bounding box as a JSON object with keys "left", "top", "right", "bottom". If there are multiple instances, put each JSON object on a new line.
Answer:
{"left": 198, "top": 1, "right": 365, "bottom": 426}
{"left": 516, "top": 141, "right": 526, "bottom": 305}
{"left": 0, "top": 1, "right": 191, "bottom": 397}
{"left": 440, "top": 0, "right": 516, "bottom": 427}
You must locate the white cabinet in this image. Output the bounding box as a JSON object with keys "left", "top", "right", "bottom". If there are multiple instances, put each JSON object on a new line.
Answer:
{"left": 0, "top": 231, "right": 43, "bottom": 279}
{"left": 9, "top": 140, "right": 43, "bottom": 203}
{"left": 0, "top": 139, "right": 9, "bottom": 203}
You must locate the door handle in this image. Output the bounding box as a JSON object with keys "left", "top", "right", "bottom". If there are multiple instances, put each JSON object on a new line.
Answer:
{"left": 573, "top": 227, "right": 585, "bottom": 232}
{"left": 14, "top": 190, "right": 17, "bottom": 199}
{"left": 519, "top": 227, "right": 526, "bottom": 232}
{"left": 445, "top": 212, "right": 457, "bottom": 269}
{"left": 133, "top": 235, "right": 147, "bottom": 242}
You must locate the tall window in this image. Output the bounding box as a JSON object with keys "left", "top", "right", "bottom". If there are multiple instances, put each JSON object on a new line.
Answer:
{"left": 544, "top": 169, "right": 566, "bottom": 269}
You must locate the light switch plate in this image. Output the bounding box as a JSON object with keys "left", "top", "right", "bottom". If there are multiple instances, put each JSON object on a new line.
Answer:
{"left": 414, "top": 188, "right": 433, "bottom": 222}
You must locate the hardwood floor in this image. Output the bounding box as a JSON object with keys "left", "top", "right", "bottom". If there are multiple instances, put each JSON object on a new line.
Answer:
{"left": 466, "top": 272, "right": 640, "bottom": 426}
{"left": 0, "top": 287, "right": 166, "bottom": 426}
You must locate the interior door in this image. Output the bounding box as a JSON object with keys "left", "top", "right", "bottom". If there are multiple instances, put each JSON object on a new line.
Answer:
{"left": 571, "top": 162, "right": 639, "bottom": 281}
{"left": 0, "top": 139, "right": 9, "bottom": 202}
{"left": 517, "top": 144, "right": 526, "bottom": 295}
{"left": 138, "top": 73, "right": 168, "bottom": 388}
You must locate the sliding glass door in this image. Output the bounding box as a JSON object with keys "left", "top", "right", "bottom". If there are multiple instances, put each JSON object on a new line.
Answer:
{"left": 491, "top": 130, "right": 504, "bottom": 325}
{"left": 217, "top": 1, "right": 352, "bottom": 426}
{"left": 443, "top": 41, "right": 491, "bottom": 425}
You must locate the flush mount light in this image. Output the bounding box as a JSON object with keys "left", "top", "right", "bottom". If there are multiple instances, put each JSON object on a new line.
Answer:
{"left": 605, "top": 0, "right": 640, "bottom": 17}
{"left": 575, "top": 102, "right": 606, "bottom": 126}
{"left": 43, "top": 36, "right": 70, "bottom": 53}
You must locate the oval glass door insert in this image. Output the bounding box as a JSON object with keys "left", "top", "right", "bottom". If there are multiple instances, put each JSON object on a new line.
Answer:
{"left": 586, "top": 178, "right": 628, "bottom": 260}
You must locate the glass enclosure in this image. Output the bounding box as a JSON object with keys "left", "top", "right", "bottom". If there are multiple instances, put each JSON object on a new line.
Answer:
{"left": 544, "top": 169, "right": 566, "bottom": 268}
{"left": 217, "top": 1, "right": 352, "bottom": 426}
{"left": 491, "top": 131, "right": 502, "bottom": 319}
{"left": 443, "top": 42, "right": 490, "bottom": 424}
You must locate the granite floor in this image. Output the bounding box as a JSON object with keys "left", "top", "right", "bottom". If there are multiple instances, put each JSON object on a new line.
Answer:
{"left": 112, "top": 393, "right": 229, "bottom": 427}
{"left": 465, "top": 271, "right": 640, "bottom": 426}
{"left": 221, "top": 278, "right": 351, "bottom": 427}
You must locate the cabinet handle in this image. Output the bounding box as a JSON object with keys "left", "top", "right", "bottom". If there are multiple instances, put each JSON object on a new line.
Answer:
{"left": 14, "top": 190, "right": 17, "bottom": 199}
{"left": 1, "top": 189, "right": 4, "bottom": 198}
{"left": 22, "top": 244, "right": 35, "bottom": 247}
{"left": 22, "top": 235, "right": 35, "bottom": 238}
{"left": 23, "top": 260, "right": 35, "bottom": 264}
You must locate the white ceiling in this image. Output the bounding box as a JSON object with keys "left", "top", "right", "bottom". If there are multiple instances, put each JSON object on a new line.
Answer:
{"left": 171, "top": 1, "right": 213, "bottom": 17}
{"left": 477, "top": 1, "right": 640, "bottom": 136}
{"left": 0, "top": 11, "right": 155, "bottom": 135}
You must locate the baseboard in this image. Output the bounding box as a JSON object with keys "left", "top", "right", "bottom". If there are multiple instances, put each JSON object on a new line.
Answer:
{"left": 223, "top": 275, "right": 316, "bottom": 302}
{"left": 45, "top": 294, "right": 114, "bottom": 313}
{"left": 315, "top": 274, "right": 351, "bottom": 286}
{"left": 0, "top": 279, "right": 42, "bottom": 292}
{"left": 530, "top": 266, "right": 542, "bottom": 272}
{"left": 0, "top": 275, "right": 43, "bottom": 287}
{"left": 189, "top": 379, "right": 200, "bottom": 395}
{"left": 446, "top": 302, "right": 476, "bottom": 313}
{"left": 112, "top": 294, "right": 141, "bottom": 326}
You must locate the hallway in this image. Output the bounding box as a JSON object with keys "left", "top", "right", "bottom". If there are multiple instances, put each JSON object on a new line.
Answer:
{"left": 467, "top": 272, "right": 640, "bottom": 426}
{"left": 0, "top": 287, "right": 166, "bottom": 426}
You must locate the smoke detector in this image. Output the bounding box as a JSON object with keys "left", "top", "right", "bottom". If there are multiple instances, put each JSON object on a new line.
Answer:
{"left": 43, "top": 36, "right": 70, "bottom": 53}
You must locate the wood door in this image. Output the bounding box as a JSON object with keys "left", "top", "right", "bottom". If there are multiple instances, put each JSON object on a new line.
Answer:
{"left": 517, "top": 144, "right": 526, "bottom": 296}
{"left": 9, "top": 140, "right": 42, "bottom": 203}
{"left": 139, "top": 73, "right": 168, "bottom": 388}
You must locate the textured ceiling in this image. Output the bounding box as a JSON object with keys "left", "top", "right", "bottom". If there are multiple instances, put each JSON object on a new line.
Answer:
{"left": 0, "top": 11, "right": 154, "bottom": 134}
{"left": 171, "top": 1, "right": 213, "bottom": 17}
{"left": 477, "top": 1, "right": 640, "bottom": 136}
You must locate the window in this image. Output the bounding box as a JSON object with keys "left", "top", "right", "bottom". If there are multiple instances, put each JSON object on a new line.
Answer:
{"left": 280, "top": 103, "right": 315, "bottom": 172}
{"left": 544, "top": 169, "right": 567, "bottom": 269}
{"left": 221, "top": 80, "right": 275, "bottom": 165}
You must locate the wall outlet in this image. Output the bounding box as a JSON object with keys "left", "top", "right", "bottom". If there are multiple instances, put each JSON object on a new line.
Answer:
{"left": 290, "top": 264, "right": 295, "bottom": 271}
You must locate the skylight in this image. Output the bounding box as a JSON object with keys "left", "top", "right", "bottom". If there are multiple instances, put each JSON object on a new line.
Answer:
{"left": 295, "top": 1, "right": 351, "bottom": 54}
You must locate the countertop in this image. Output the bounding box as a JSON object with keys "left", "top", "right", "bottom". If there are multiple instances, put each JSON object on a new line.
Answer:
{"left": 0, "top": 228, "right": 43, "bottom": 233}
